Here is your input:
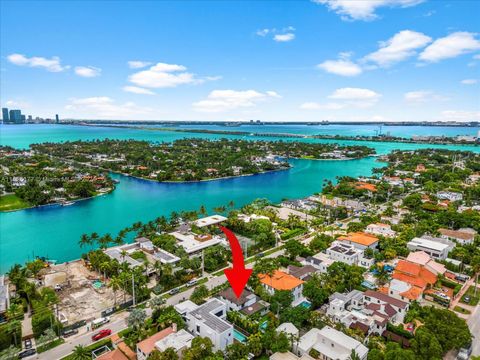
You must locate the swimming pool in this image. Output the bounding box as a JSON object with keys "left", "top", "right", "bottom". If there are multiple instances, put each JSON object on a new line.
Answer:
{"left": 233, "top": 329, "right": 247, "bottom": 343}
{"left": 298, "top": 300, "right": 311, "bottom": 309}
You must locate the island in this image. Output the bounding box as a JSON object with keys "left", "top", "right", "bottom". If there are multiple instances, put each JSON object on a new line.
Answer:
{"left": 30, "top": 138, "right": 375, "bottom": 182}
{"left": 0, "top": 146, "right": 115, "bottom": 212}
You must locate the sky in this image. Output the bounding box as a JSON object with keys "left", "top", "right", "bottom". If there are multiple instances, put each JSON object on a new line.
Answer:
{"left": 1, "top": 0, "right": 479, "bottom": 122}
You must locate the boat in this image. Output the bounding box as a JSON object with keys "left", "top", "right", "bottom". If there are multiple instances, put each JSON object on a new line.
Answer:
{"left": 61, "top": 201, "right": 75, "bottom": 206}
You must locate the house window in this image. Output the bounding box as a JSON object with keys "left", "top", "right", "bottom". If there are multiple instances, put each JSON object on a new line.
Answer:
{"left": 215, "top": 310, "right": 223, "bottom": 317}
{"left": 196, "top": 325, "right": 200, "bottom": 334}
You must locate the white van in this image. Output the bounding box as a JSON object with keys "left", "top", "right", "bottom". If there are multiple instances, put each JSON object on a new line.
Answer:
{"left": 92, "top": 316, "right": 110, "bottom": 329}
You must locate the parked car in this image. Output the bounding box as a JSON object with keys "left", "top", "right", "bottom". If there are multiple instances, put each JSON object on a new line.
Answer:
{"left": 457, "top": 343, "right": 472, "bottom": 360}
{"left": 91, "top": 329, "right": 112, "bottom": 341}
{"left": 463, "top": 295, "right": 471, "bottom": 304}
{"left": 186, "top": 279, "right": 197, "bottom": 287}
{"left": 63, "top": 329, "right": 79, "bottom": 338}
{"left": 24, "top": 339, "right": 32, "bottom": 349}
{"left": 255, "top": 252, "right": 265, "bottom": 258}
{"left": 169, "top": 288, "right": 179, "bottom": 295}
{"left": 18, "top": 349, "right": 36, "bottom": 358}
{"left": 91, "top": 316, "right": 110, "bottom": 329}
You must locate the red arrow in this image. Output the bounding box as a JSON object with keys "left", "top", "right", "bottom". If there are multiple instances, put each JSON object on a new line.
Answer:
{"left": 219, "top": 225, "right": 252, "bottom": 298}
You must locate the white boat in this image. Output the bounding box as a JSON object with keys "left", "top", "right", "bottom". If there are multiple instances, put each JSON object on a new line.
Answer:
{"left": 62, "top": 201, "right": 75, "bottom": 206}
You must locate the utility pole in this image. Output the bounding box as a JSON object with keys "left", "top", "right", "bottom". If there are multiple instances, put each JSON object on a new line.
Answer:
{"left": 132, "top": 273, "right": 136, "bottom": 306}
{"left": 201, "top": 249, "right": 205, "bottom": 277}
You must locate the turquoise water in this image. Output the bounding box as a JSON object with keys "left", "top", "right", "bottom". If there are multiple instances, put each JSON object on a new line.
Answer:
{"left": 298, "top": 300, "right": 311, "bottom": 309}
{"left": 1, "top": 124, "right": 480, "bottom": 273}
{"left": 233, "top": 329, "right": 247, "bottom": 343}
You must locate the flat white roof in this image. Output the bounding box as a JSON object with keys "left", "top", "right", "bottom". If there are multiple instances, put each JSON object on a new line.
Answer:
{"left": 193, "top": 215, "right": 228, "bottom": 228}
{"left": 155, "top": 329, "right": 194, "bottom": 352}
{"left": 170, "top": 232, "right": 224, "bottom": 254}
{"left": 408, "top": 237, "right": 450, "bottom": 252}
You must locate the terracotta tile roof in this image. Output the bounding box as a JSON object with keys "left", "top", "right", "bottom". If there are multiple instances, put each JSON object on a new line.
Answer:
{"left": 136, "top": 327, "right": 174, "bottom": 355}
{"left": 395, "top": 260, "right": 421, "bottom": 277}
{"left": 399, "top": 287, "right": 423, "bottom": 301}
{"left": 350, "top": 322, "right": 369, "bottom": 335}
{"left": 96, "top": 349, "right": 129, "bottom": 360}
{"left": 392, "top": 261, "right": 437, "bottom": 290}
{"left": 259, "top": 270, "right": 304, "bottom": 291}
{"left": 338, "top": 232, "right": 379, "bottom": 246}
{"left": 117, "top": 342, "right": 136, "bottom": 360}
{"left": 354, "top": 181, "right": 378, "bottom": 192}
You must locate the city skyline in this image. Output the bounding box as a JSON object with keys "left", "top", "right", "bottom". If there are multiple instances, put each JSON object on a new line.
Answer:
{"left": 1, "top": 0, "right": 480, "bottom": 122}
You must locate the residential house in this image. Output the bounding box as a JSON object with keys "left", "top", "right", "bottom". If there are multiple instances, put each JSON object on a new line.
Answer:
{"left": 438, "top": 228, "right": 477, "bottom": 246}
{"left": 326, "top": 241, "right": 374, "bottom": 268}
{"left": 217, "top": 288, "right": 257, "bottom": 312}
{"left": 406, "top": 251, "right": 446, "bottom": 275}
{"left": 0, "top": 276, "right": 9, "bottom": 317}
{"left": 154, "top": 329, "right": 194, "bottom": 357}
{"left": 259, "top": 270, "right": 305, "bottom": 305}
{"left": 174, "top": 299, "right": 233, "bottom": 351}
{"left": 407, "top": 235, "right": 455, "bottom": 260}
{"left": 136, "top": 326, "right": 176, "bottom": 360}
{"left": 295, "top": 326, "right": 368, "bottom": 360}
{"left": 287, "top": 265, "right": 318, "bottom": 280}
{"left": 303, "top": 252, "right": 334, "bottom": 273}
{"left": 337, "top": 232, "right": 379, "bottom": 250}
{"left": 362, "top": 290, "right": 409, "bottom": 324}
{"left": 277, "top": 323, "right": 300, "bottom": 338}
{"left": 365, "top": 223, "right": 396, "bottom": 238}
{"left": 436, "top": 191, "right": 463, "bottom": 202}
{"left": 193, "top": 214, "right": 228, "bottom": 228}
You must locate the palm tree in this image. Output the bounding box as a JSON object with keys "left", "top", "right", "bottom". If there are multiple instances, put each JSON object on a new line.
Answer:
{"left": 6, "top": 303, "right": 22, "bottom": 321}
{"left": 71, "top": 344, "right": 90, "bottom": 360}
{"left": 108, "top": 276, "right": 121, "bottom": 306}
{"left": 228, "top": 200, "right": 235, "bottom": 210}
{"left": 99, "top": 261, "right": 110, "bottom": 280}
{"left": 120, "top": 250, "right": 128, "bottom": 264}
{"left": 78, "top": 234, "right": 91, "bottom": 249}
{"left": 199, "top": 205, "right": 207, "bottom": 216}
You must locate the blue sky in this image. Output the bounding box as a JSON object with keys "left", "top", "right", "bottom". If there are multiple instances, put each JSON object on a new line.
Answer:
{"left": 1, "top": 0, "right": 479, "bottom": 122}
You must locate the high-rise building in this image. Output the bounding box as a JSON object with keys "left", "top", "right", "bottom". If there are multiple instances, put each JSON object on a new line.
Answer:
{"left": 9, "top": 109, "right": 24, "bottom": 124}
{"left": 2, "top": 108, "right": 9, "bottom": 123}
{"left": 55, "top": 114, "right": 59, "bottom": 123}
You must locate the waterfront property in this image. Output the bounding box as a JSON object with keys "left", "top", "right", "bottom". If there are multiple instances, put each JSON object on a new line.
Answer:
{"left": 406, "top": 235, "right": 455, "bottom": 260}
{"left": 259, "top": 270, "right": 305, "bottom": 305}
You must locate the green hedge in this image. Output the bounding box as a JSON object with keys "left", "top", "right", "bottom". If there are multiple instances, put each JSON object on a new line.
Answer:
{"left": 386, "top": 323, "right": 413, "bottom": 339}
{"left": 61, "top": 338, "right": 112, "bottom": 360}
{"left": 37, "top": 338, "right": 65, "bottom": 353}
{"left": 280, "top": 228, "right": 304, "bottom": 240}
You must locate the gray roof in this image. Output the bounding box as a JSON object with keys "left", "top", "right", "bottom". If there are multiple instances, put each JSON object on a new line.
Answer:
{"left": 189, "top": 298, "right": 232, "bottom": 333}
{"left": 104, "top": 248, "right": 142, "bottom": 267}
{"left": 0, "top": 276, "right": 7, "bottom": 313}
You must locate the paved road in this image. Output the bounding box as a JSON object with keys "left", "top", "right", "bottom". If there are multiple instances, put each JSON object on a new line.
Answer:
{"left": 467, "top": 287, "right": 480, "bottom": 357}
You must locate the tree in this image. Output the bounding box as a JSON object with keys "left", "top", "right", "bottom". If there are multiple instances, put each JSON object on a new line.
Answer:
{"left": 411, "top": 327, "right": 443, "bottom": 360}
{"left": 247, "top": 333, "right": 263, "bottom": 357}
{"left": 71, "top": 344, "right": 90, "bottom": 360}
{"left": 149, "top": 348, "right": 179, "bottom": 360}
{"left": 271, "top": 331, "right": 290, "bottom": 353}
{"left": 303, "top": 274, "right": 329, "bottom": 309}
{"left": 127, "top": 308, "right": 147, "bottom": 330}
{"left": 190, "top": 285, "right": 209, "bottom": 305}
{"left": 349, "top": 349, "right": 361, "bottom": 360}
{"left": 182, "top": 337, "right": 216, "bottom": 360}
{"left": 270, "top": 290, "right": 293, "bottom": 315}
{"left": 284, "top": 239, "right": 310, "bottom": 260}
{"left": 108, "top": 276, "right": 122, "bottom": 306}
{"left": 279, "top": 306, "right": 310, "bottom": 329}
{"left": 225, "top": 342, "right": 249, "bottom": 360}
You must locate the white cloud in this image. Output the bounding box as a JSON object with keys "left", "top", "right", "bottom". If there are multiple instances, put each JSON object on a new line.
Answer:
{"left": 404, "top": 90, "right": 448, "bottom": 103}
{"left": 74, "top": 66, "right": 101, "bottom": 78}
{"left": 193, "top": 90, "right": 280, "bottom": 113}
{"left": 5, "top": 100, "right": 30, "bottom": 108}
{"left": 256, "top": 29, "right": 270, "bottom": 37}
{"left": 317, "top": 58, "right": 363, "bottom": 76}
{"left": 440, "top": 110, "right": 480, "bottom": 122}
{"left": 461, "top": 79, "right": 478, "bottom": 85}
{"left": 474, "top": 54, "right": 480, "bottom": 60}
{"left": 256, "top": 26, "right": 296, "bottom": 42}
{"left": 363, "top": 30, "right": 431, "bottom": 67}
{"left": 122, "top": 86, "right": 155, "bottom": 95}
{"left": 313, "top": 0, "right": 425, "bottom": 21}
{"left": 128, "top": 62, "right": 198, "bottom": 88}
{"left": 419, "top": 32, "right": 480, "bottom": 62}
{"left": 274, "top": 33, "right": 295, "bottom": 42}
{"left": 65, "top": 96, "right": 151, "bottom": 118}
{"left": 300, "top": 102, "right": 344, "bottom": 110}
{"left": 7, "top": 53, "right": 69, "bottom": 72}
{"left": 128, "top": 60, "right": 152, "bottom": 69}
{"left": 328, "top": 87, "right": 381, "bottom": 107}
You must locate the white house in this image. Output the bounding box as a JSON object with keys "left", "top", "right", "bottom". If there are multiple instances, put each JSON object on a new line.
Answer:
{"left": 259, "top": 270, "right": 305, "bottom": 305}
{"left": 217, "top": 288, "right": 257, "bottom": 312}
{"left": 407, "top": 235, "right": 455, "bottom": 260}
{"left": 366, "top": 223, "right": 396, "bottom": 238}
{"left": 154, "top": 329, "right": 194, "bottom": 357}
{"left": 295, "top": 326, "right": 368, "bottom": 360}
{"left": 436, "top": 191, "right": 463, "bottom": 202}
{"left": 326, "top": 242, "right": 374, "bottom": 268}
{"left": 304, "top": 252, "right": 334, "bottom": 273}
{"left": 174, "top": 299, "right": 233, "bottom": 351}
{"left": 438, "top": 228, "right": 477, "bottom": 246}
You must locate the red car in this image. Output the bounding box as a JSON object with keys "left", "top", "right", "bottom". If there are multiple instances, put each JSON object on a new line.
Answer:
{"left": 91, "top": 329, "right": 112, "bottom": 341}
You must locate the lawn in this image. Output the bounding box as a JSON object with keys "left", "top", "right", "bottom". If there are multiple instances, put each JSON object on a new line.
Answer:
{"left": 454, "top": 306, "right": 471, "bottom": 315}
{"left": 460, "top": 285, "right": 480, "bottom": 306}
{"left": 0, "top": 194, "right": 30, "bottom": 211}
